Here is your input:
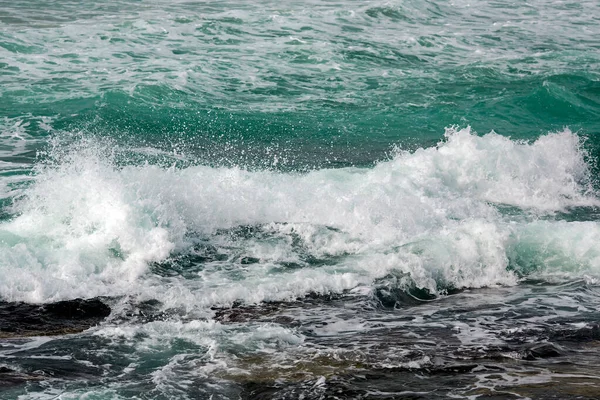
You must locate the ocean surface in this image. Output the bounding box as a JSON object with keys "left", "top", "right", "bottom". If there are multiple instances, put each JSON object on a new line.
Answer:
{"left": 1, "top": 0, "right": 600, "bottom": 398}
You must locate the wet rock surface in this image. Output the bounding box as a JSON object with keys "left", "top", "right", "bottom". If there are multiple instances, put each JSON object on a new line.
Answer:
{"left": 0, "top": 298, "right": 111, "bottom": 338}
{"left": 1, "top": 288, "right": 600, "bottom": 398}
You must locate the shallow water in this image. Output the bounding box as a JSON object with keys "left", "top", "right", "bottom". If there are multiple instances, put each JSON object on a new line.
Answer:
{"left": 1, "top": 0, "right": 600, "bottom": 398}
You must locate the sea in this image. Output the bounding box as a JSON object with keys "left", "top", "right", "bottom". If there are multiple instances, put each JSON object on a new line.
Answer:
{"left": 1, "top": 0, "right": 600, "bottom": 398}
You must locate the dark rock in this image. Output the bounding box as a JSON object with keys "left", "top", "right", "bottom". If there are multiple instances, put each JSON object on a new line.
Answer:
{"left": 0, "top": 298, "right": 111, "bottom": 338}
{"left": 213, "top": 302, "right": 283, "bottom": 323}
{"left": 524, "top": 342, "right": 563, "bottom": 360}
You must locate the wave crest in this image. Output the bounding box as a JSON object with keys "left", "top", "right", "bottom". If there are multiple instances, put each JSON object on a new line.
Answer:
{"left": 0, "top": 128, "right": 598, "bottom": 304}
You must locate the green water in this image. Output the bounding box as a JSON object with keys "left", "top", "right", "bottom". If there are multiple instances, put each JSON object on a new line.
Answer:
{"left": 1, "top": 0, "right": 599, "bottom": 171}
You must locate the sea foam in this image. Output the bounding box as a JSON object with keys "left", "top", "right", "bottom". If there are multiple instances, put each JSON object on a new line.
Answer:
{"left": 0, "top": 128, "right": 597, "bottom": 304}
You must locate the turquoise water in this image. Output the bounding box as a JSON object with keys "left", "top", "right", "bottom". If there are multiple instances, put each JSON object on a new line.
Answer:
{"left": 1, "top": 0, "right": 600, "bottom": 398}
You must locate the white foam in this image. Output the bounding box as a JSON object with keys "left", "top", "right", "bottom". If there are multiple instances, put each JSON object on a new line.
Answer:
{"left": 0, "top": 128, "right": 598, "bottom": 304}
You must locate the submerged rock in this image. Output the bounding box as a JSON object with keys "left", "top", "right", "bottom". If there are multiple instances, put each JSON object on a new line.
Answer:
{"left": 0, "top": 298, "right": 111, "bottom": 338}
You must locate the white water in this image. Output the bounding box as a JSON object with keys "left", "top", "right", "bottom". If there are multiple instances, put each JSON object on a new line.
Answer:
{"left": 0, "top": 127, "right": 598, "bottom": 305}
